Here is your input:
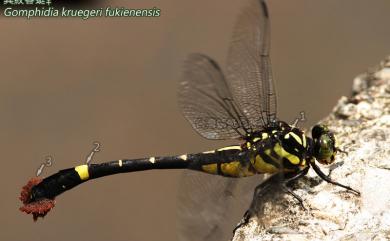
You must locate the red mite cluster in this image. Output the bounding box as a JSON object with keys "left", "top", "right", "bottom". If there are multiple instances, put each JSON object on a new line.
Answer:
{"left": 19, "top": 177, "right": 55, "bottom": 221}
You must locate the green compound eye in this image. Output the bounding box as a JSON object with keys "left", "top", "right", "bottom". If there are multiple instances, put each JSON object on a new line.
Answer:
{"left": 312, "top": 124, "right": 336, "bottom": 164}
{"left": 318, "top": 135, "right": 335, "bottom": 163}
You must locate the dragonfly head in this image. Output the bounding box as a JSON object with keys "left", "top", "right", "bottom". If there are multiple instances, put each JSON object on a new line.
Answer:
{"left": 311, "top": 124, "right": 336, "bottom": 165}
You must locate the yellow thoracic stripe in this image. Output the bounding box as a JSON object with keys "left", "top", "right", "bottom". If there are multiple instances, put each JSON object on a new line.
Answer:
{"left": 300, "top": 158, "right": 306, "bottom": 167}
{"left": 302, "top": 133, "right": 307, "bottom": 147}
{"left": 273, "top": 143, "right": 300, "bottom": 165}
{"left": 253, "top": 137, "right": 261, "bottom": 142}
{"left": 290, "top": 132, "right": 303, "bottom": 145}
{"left": 285, "top": 132, "right": 303, "bottom": 145}
{"left": 75, "top": 165, "right": 89, "bottom": 180}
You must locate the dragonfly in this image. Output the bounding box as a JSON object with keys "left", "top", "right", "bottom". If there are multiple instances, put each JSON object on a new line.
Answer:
{"left": 19, "top": 0, "right": 359, "bottom": 240}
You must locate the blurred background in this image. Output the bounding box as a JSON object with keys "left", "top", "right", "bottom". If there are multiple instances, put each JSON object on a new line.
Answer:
{"left": 1, "top": 0, "right": 389, "bottom": 240}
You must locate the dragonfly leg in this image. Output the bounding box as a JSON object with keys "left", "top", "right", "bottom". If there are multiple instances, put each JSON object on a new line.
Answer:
{"left": 233, "top": 210, "right": 251, "bottom": 235}
{"left": 310, "top": 161, "right": 360, "bottom": 195}
{"left": 233, "top": 174, "right": 281, "bottom": 234}
{"left": 233, "top": 167, "right": 310, "bottom": 234}
{"left": 281, "top": 166, "right": 309, "bottom": 209}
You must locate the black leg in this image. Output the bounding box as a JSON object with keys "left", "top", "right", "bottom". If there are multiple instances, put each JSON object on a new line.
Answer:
{"left": 281, "top": 185, "right": 305, "bottom": 210}
{"left": 281, "top": 166, "right": 309, "bottom": 209}
{"left": 310, "top": 161, "right": 360, "bottom": 195}
{"left": 233, "top": 210, "right": 251, "bottom": 234}
{"left": 336, "top": 147, "right": 348, "bottom": 156}
{"left": 233, "top": 168, "right": 309, "bottom": 234}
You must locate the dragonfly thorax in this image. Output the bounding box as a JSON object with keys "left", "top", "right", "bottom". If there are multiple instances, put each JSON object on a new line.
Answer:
{"left": 246, "top": 122, "right": 310, "bottom": 174}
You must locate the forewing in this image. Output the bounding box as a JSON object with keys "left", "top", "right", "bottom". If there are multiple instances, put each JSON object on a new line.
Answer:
{"left": 179, "top": 53, "right": 251, "bottom": 140}
{"left": 226, "top": 0, "right": 277, "bottom": 129}
{"left": 177, "top": 171, "right": 264, "bottom": 241}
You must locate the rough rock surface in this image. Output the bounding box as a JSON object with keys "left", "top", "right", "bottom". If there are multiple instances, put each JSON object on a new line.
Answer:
{"left": 232, "top": 57, "right": 390, "bottom": 241}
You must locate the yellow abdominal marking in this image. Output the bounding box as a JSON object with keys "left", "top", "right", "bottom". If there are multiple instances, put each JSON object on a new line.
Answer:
{"left": 221, "top": 162, "right": 241, "bottom": 176}
{"left": 251, "top": 154, "right": 279, "bottom": 173}
{"left": 119, "top": 160, "right": 123, "bottom": 167}
{"left": 217, "top": 146, "right": 241, "bottom": 151}
{"left": 201, "top": 163, "right": 218, "bottom": 174}
{"left": 221, "top": 161, "right": 255, "bottom": 177}
{"left": 201, "top": 161, "right": 255, "bottom": 177}
{"left": 179, "top": 154, "right": 188, "bottom": 160}
{"left": 149, "top": 157, "right": 156, "bottom": 163}
{"left": 75, "top": 165, "right": 89, "bottom": 180}
{"left": 302, "top": 133, "right": 307, "bottom": 147}
{"left": 262, "top": 133, "right": 269, "bottom": 139}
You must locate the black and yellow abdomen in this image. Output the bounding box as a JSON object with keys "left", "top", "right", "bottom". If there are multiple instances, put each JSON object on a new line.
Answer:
{"left": 196, "top": 146, "right": 257, "bottom": 177}
{"left": 26, "top": 123, "right": 312, "bottom": 207}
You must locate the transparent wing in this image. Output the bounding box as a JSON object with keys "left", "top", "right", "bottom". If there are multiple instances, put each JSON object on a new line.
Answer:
{"left": 177, "top": 0, "right": 280, "bottom": 239}
{"left": 177, "top": 171, "right": 265, "bottom": 241}
{"left": 178, "top": 53, "right": 253, "bottom": 140}
{"left": 226, "top": 0, "right": 277, "bottom": 129}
